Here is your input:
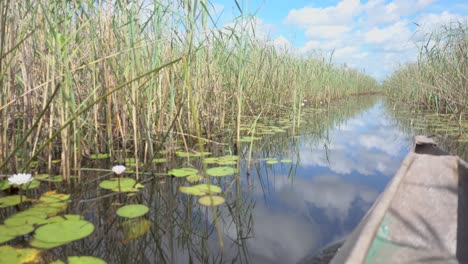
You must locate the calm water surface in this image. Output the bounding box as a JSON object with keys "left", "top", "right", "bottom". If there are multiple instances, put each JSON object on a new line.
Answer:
{"left": 5, "top": 97, "right": 458, "bottom": 263}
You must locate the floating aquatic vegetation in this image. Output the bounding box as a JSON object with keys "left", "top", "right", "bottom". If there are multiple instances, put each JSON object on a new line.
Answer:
{"left": 152, "top": 158, "right": 167, "bottom": 163}
{"left": 51, "top": 159, "right": 61, "bottom": 164}
{"left": 21, "top": 180, "right": 41, "bottom": 190}
{"left": 99, "top": 178, "right": 143, "bottom": 193}
{"left": 51, "top": 256, "right": 107, "bottom": 264}
{"left": 35, "top": 175, "right": 63, "bottom": 182}
{"left": 0, "top": 224, "right": 34, "bottom": 243}
{"left": 261, "top": 158, "right": 278, "bottom": 164}
{"left": 31, "top": 220, "right": 94, "bottom": 249}
{"left": 280, "top": 159, "right": 293, "bottom": 163}
{"left": 89, "top": 153, "right": 110, "bottom": 160}
{"left": 239, "top": 136, "right": 261, "bottom": 143}
{"left": 216, "top": 155, "right": 239, "bottom": 165}
{"left": 202, "top": 157, "right": 219, "bottom": 164}
{"left": 0, "top": 195, "right": 26, "bottom": 208}
{"left": 0, "top": 245, "right": 41, "bottom": 263}
{"left": 116, "top": 204, "right": 149, "bottom": 218}
{"left": 198, "top": 196, "right": 225, "bottom": 206}
{"left": 39, "top": 191, "right": 70, "bottom": 204}
{"left": 168, "top": 168, "right": 198, "bottom": 178}
{"left": 0, "top": 180, "right": 9, "bottom": 191}
{"left": 179, "top": 184, "right": 222, "bottom": 196}
{"left": 121, "top": 218, "right": 151, "bottom": 241}
{"left": 206, "top": 166, "right": 236, "bottom": 177}
{"left": 186, "top": 174, "right": 204, "bottom": 183}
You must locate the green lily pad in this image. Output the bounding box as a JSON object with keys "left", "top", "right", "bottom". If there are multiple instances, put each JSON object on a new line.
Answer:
{"left": 176, "top": 151, "right": 201, "bottom": 158}
{"left": 239, "top": 136, "right": 261, "bottom": 143}
{"left": 206, "top": 166, "right": 236, "bottom": 177}
{"left": 179, "top": 184, "right": 222, "bottom": 196}
{"left": 68, "top": 256, "right": 107, "bottom": 264}
{"left": 30, "top": 237, "right": 65, "bottom": 249}
{"left": 198, "top": 196, "right": 225, "bottom": 206}
{"left": 0, "top": 224, "right": 34, "bottom": 237}
{"left": 0, "top": 234, "right": 14, "bottom": 243}
{"left": 89, "top": 153, "right": 110, "bottom": 160}
{"left": 51, "top": 159, "right": 61, "bottom": 164}
{"left": 266, "top": 160, "right": 278, "bottom": 165}
{"left": 99, "top": 178, "right": 136, "bottom": 191}
{"left": 5, "top": 214, "right": 48, "bottom": 227}
{"left": 39, "top": 191, "right": 70, "bottom": 203}
{"left": 168, "top": 168, "right": 198, "bottom": 178}
{"left": 122, "top": 218, "right": 151, "bottom": 241}
{"left": 152, "top": 158, "right": 167, "bottom": 163}
{"left": 116, "top": 204, "right": 149, "bottom": 218}
{"left": 202, "top": 157, "right": 219, "bottom": 164}
{"left": 34, "top": 220, "right": 94, "bottom": 243}
{"left": 0, "top": 180, "right": 9, "bottom": 191}
{"left": 35, "top": 174, "right": 49, "bottom": 180}
{"left": 0, "top": 245, "right": 42, "bottom": 263}
{"left": 186, "top": 174, "right": 204, "bottom": 183}
{"left": 280, "top": 159, "right": 293, "bottom": 163}
{"left": 0, "top": 195, "right": 24, "bottom": 208}
{"left": 22, "top": 179, "right": 41, "bottom": 190}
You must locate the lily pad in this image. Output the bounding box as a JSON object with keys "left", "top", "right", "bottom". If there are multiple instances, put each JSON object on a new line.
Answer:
{"left": 0, "top": 245, "right": 41, "bottom": 263}
{"left": 122, "top": 218, "right": 151, "bottom": 241}
{"left": 34, "top": 220, "right": 94, "bottom": 243}
{"left": 198, "top": 196, "right": 225, "bottom": 206}
{"left": 4, "top": 214, "right": 46, "bottom": 227}
{"left": 168, "top": 168, "right": 198, "bottom": 178}
{"left": 0, "top": 195, "right": 24, "bottom": 208}
{"left": 35, "top": 174, "right": 49, "bottom": 180}
{"left": 30, "top": 238, "right": 65, "bottom": 249}
{"left": 266, "top": 160, "right": 278, "bottom": 165}
{"left": 152, "top": 158, "right": 167, "bottom": 163}
{"left": 0, "top": 224, "right": 34, "bottom": 237}
{"left": 99, "top": 178, "right": 142, "bottom": 192}
{"left": 89, "top": 153, "right": 110, "bottom": 160}
{"left": 22, "top": 180, "right": 41, "bottom": 190}
{"left": 239, "top": 136, "right": 261, "bottom": 143}
{"left": 186, "top": 174, "right": 204, "bottom": 183}
{"left": 0, "top": 180, "right": 9, "bottom": 191}
{"left": 202, "top": 157, "right": 219, "bottom": 164}
{"left": 68, "top": 256, "right": 107, "bottom": 264}
{"left": 39, "top": 191, "right": 70, "bottom": 204}
{"left": 116, "top": 204, "right": 149, "bottom": 218}
{"left": 179, "top": 184, "right": 222, "bottom": 196}
{"left": 280, "top": 159, "right": 293, "bottom": 163}
{"left": 206, "top": 167, "right": 236, "bottom": 177}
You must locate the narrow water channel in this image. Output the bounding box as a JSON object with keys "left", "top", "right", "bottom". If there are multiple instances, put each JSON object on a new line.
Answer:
{"left": 221, "top": 98, "right": 412, "bottom": 263}
{"left": 2, "top": 96, "right": 466, "bottom": 264}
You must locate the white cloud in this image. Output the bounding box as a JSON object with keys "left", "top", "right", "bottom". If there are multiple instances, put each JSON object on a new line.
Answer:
{"left": 363, "top": 0, "right": 436, "bottom": 26}
{"left": 305, "top": 25, "right": 352, "bottom": 39}
{"left": 417, "top": 11, "right": 467, "bottom": 33}
{"left": 284, "top": 0, "right": 361, "bottom": 27}
{"left": 364, "top": 21, "right": 414, "bottom": 51}
{"left": 280, "top": 0, "right": 467, "bottom": 79}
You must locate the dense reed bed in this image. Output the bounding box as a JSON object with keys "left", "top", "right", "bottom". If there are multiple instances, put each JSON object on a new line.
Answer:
{"left": 0, "top": 0, "right": 378, "bottom": 178}
{"left": 384, "top": 23, "right": 467, "bottom": 117}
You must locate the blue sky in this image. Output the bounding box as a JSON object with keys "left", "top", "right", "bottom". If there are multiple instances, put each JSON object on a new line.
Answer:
{"left": 209, "top": 0, "right": 468, "bottom": 80}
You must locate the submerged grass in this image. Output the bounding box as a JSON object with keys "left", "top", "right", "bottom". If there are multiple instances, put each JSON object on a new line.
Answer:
{"left": 384, "top": 22, "right": 467, "bottom": 117}
{"left": 0, "top": 0, "right": 378, "bottom": 175}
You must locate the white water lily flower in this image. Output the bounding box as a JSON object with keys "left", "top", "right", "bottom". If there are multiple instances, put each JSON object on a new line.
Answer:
{"left": 112, "top": 165, "right": 126, "bottom": 175}
{"left": 8, "top": 173, "right": 33, "bottom": 186}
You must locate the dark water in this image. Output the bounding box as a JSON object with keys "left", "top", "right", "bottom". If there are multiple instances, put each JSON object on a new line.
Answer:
{"left": 2, "top": 97, "right": 467, "bottom": 263}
